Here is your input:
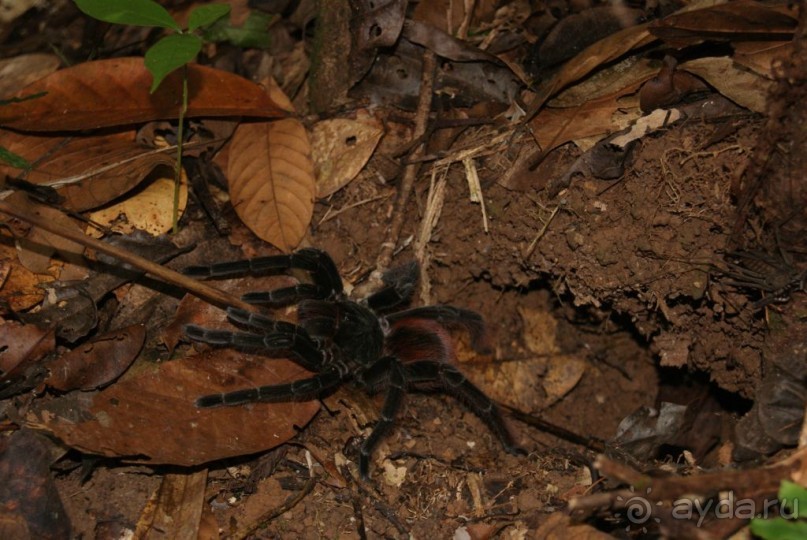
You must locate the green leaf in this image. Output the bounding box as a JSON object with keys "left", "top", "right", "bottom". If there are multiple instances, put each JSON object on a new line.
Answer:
{"left": 780, "top": 481, "right": 807, "bottom": 518}
{"left": 750, "top": 517, "right": 807, "bottom": 540}
{"left": 0, "top": 146, "right": 31, "bottom": 170}
{"left": 188, "top": 3, "right": 231, "bottom": 31}
{"left": 203, "top": 11, "right": 273, "bottom": 49}
{"left": 73, "top": 0, "right": 181, "bottom": 31}
{"left": 144, "top": 34, "right": 202, "bottom": 92}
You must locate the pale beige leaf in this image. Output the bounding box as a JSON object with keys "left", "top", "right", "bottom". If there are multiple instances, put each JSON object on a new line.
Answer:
{"left": 733, "top": 41, "right": 792, "bottom": 79}
{"left": 228, "top": 118, "right": 315, "bottom": 252}
{"left": 87, "top": 169, "right": 188, "bottom": 237}
{"left": 681, "top": 56, "right": 773, "bottom": 113}
{"left": 311, "top": 116, "right": 384, "bottom": 197}
{"left": 0, "top": 53, "right": 60, "bottom": 97}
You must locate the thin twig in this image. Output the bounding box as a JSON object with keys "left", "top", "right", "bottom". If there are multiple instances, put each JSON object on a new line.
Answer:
{"left": 318, "top": 193, "right": 392, "bottom": 225}
{"left": 377, "top": 49, "right": 436, "bottom": 271}
{"left": 0, "top": 200, "right": 255, "bottom": 312}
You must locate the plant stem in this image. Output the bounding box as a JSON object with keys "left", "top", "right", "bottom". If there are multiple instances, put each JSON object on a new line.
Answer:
{"left": 172, "top": 64, "right": 188, "bottom": 234}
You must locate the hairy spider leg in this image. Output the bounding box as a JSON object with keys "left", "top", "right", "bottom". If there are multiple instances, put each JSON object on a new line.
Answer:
{"left": 385, "top": 306, "right": 490, "bottom": 353}
{"left": 405, "top": 361, "right": 525, "bottom": 456}
{"left": 183, "top": 324, "right": 326, "bottom": 372}
{"left": 364, "top": 261, "right": 419, "bottom": 312}
{"left": 355, "top": 356, "right": 407, "bottom": 478}
{"left": 196, "top": 369, "right": 346, "bottom": 408}
{"left": 183, "top": 248, "right": 344, "bottom": 305}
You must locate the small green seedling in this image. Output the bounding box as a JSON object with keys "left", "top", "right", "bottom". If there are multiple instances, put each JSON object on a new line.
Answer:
{"left": 73, "top": 0, "right": 231, "bottom": 232}
{"left": 750, "top": 481, "right": 807, "bottom": 539}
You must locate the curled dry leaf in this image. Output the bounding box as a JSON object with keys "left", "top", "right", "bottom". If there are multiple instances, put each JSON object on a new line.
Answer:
{"left": 228, "top": 118, "right": 316, "bottom": 252}
{"left": 0, "top": 129, "right": 175, "bottom": 211}
{"left": 87, "top": 168, "right": 188, "bottom": 237}
{"left": 45, "top": 324, "right": 146, "bottom": 392}
{"left": 0, "top": 57, "right": 286, "bottom": 132}
{"left": 29, "top": 349, "right": 319, "bottom": 466}
{"left": 311, "top": 116, "right": 384, "bottom": 197}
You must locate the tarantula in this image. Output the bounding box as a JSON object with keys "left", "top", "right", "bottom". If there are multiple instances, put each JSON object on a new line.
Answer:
{"left": 183, "top": 248, "right": 523, "bottom": 477}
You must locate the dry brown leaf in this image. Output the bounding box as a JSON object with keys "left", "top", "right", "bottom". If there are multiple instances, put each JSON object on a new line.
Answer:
{"left": 0, "top": 129, "right": 175, "bottom": 211}
{"left": 228, "top": 118, "right": 315, "bottom": 252}
{"left": 526, "top": 23, "right": 655, "bottom": 122}
{"left": 649, "top": 0, "right": 797, "bottom": 46}
{"left": 311, "top": 115, "right": 384, "bottom": 197}
{"left": 531, "top": 80, "right": 643, "bottom": 155}
{"left": 0, "top": 58, "right": 286, "bottom": 132}
{"left": 733, "top": 41, "right": 792, "bottom": 78}
{"left": 15, "top": 200, "right": 86, "bottom": 274}
{"left": 542, "top": 355, "right": 586, "bottom": 406}
{"left": 0, "top": 240, "right": 51, "bottom": 311}
{"left": 29, "top": 348, "right": 319, "bottom": 466}
{"left": 0, "top": 321, "right": 54, "bottom": 379}
{"left": 681, "top": 56, "right": 774, "bottom": 113}
{"left": 87, "top": 168, "right": 188, "bottom": 237}
{"left": 45, "top": 325, "right": 146, "bottom": 391}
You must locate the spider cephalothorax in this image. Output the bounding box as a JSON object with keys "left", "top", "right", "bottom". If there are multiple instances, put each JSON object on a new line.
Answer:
{"left": 183, "top": 248, "right": 523, "bottom": 477}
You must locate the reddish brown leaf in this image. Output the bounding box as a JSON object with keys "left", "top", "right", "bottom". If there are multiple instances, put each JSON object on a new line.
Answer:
{"left": 228, "top": 118, "right": 316, "bottom": 252}
{"left": 0, "top": 321, "right": 54, "bottom": 380}
{"left": 0, "top": 129, "right": 175, "bottom": 211}
{"left": 45, "top": 325, "right": 146, "bottom": 391}
{"left": 0, "top": 58, "right": 286, "bottom": 132}
{"left": 29, "top": 349, "right": 319, "bottom": 466}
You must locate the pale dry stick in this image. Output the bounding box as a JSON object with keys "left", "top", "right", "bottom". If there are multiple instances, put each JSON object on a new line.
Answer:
{"left": 317, "top": 193, "right": 392, "bottom": 226}
{"left": 523, "top": 204, "right": 560, "bottom": 259}
{"left": 376, "top": 49, "right": 436, "bottom": 271}
{"left": 0, "top": 200, "right": 256, "bottom": 312}
{"left": 414, "top": 167, "right": 449, "bottom": 304}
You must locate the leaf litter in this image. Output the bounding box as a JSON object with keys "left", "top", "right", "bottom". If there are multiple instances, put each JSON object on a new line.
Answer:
{"left": 0, "top": 0, "right": 805, "bottom": 538}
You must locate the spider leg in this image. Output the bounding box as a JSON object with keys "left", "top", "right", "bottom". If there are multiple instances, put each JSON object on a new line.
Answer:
{"left": 197, "top": 370, "right": 345, "bottom": 407}
{"left": 355, "top": 356, "right": 406, "bottom": 479}
{"left": 385, "top": 306, "right": 490, "bottom": 353}
{"left": 405, "top": 361, "right": 524, "bottom": 456}
{"left": 226, "top": 307, "right": 302, "bottom": 335}
{"left": 183, "top": 248, "right": 343, "bottom": 304}
{"left": 184, "top": 324, "right": 326, "bottom": 372}
{"left": 364, "top": 261, "right": 419, "bottom": 312}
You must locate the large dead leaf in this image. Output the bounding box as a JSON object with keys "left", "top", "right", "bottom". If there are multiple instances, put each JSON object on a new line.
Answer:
{"left": 311, "top": 115, "right": 384, "bottom": 197}
{"left": 0, "top": 57, "right": 286, "bottom": 132}
{"left": 0, "top": 129, "right": 175, "bottom": 211}
{"left": 228, "top": 118, "right": 315, "bottom": 252}
{"left": 29, "top": 349, "right": 319, "bottom": 466}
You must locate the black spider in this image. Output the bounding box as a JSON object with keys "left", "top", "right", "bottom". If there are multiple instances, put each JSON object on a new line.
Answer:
{"left": 182, "top": 248, "right": 523, "bottom": 477}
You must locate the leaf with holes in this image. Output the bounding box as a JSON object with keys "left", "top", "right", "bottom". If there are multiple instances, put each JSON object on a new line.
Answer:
{"left": 310, "top": 115, "right": 384, "bottom": 197}
{"left": 228, "top": 118, "right": 315, "bottom": 252}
